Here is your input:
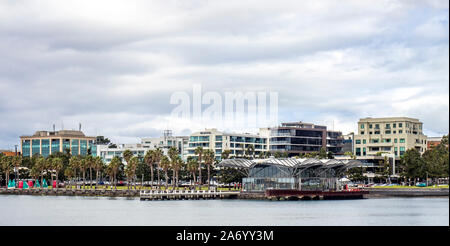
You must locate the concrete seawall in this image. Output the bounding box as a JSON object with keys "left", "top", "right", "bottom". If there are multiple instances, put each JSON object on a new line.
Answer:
{"left": 0, "top": 188, "right": 141, "bottom": 197}
{"left": 364, "top": 188, "right": 449, "bottom": 197}
{"left": 2, "top": 188, "right": 448, "bottom": 199}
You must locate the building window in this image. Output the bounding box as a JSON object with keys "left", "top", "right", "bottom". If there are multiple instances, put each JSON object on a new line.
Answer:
{"left": 360, "top": 131, "right": 364, "bottom": 135}
{"left": 400, "top": 147, "right": 406, "bottom": 156}
{"left": 386, "top": 124, "right": 390, "bottom": 129}
{"left": 363, "top": 147, "right": 366, "bottom": 156}
{"left": 32, "top": 139, "right": 41, "bottom": 156}
{"left": 399, "top": 123, "right": 403, "bottom": 128}
{"left": 385, "top": 130, "right": 391, "bottom": 134}
{"left": 51, "top": 139, "right": 60, "bottom": 154}
{"left": 399, "top": 130, "right": 403, "bottom": 134}
{"left": 369, "top": 124, "right": 372, "bottom": 129}
{"left": 394, "top": 138, "right": 397, "bottom": 143}
{"left": 360, "top": 124, "right": 364, "bottom": 129}
{"left": 393, "top": 123, "right": 396, "bottom": 128}
{"left": 374, "top": 131, "right": 380, "bottom": 134}
{"left": 375, "top": 124, "right": 380, "bottom": 129}
{"left": 215, "top": 136, "right": 223, "bottom": 141}
{"left": 355, "top": 140, "right": 361, "bottom": 144}
{"left": 400, "top": 138, "right": 405, "bottom": 143}
{"left": 363, "top": 139, "right": 366, "bottom": 144}
{"left": 42, "top": 139, "right": 50, "bottom": 157}
{"left": 356, "top": 148, "right": 361, "bottom": 156}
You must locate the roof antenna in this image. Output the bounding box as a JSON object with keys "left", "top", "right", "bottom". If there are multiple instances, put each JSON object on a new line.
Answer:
{"left": 53, "top": 124, "right": 56, "bottom": 132}
{"left": 79, "top": 123, "right": 82, "bottom": 131}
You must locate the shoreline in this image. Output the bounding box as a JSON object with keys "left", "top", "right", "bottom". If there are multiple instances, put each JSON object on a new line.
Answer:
{"left": 1, "top": 187, "right": 448, "bottom": 199}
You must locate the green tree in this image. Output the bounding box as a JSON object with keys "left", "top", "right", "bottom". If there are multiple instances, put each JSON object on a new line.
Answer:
{"left": 203, "top": 149, "right": 215, "bottom": 189}
{"left": 1, "top": 156, "right": 13, "bottom": 187}
{"left": 221, "top": 150, "right": 231, "bottom": 160}
{"left": 186, "top": 158, "right": 198, "bottom": 187}
{"left": 246, "top": 144, "right": 255, "bottom": 159}
{"left": 400, "top": 148, "right": 425, "bottom": 181}
{"left": 35, "top": 156, "right": 47, "bottom": 189}
{"left": 52, "top": 157, "right": 63, "bottom": 188}
{"left": 123, "top": 150, "right": 133, "bottom": 166}
{"left": 12, "top": 156, "right": 22, "bottom": 184}
{"left": 93, "top": 156, "right": 104, "bottom": 189}
{"left": 195, "top": 147, "right": 204, "bottom": 185}
{"left": 344, "top": 151, "right": 356, "bottom": 160}
{"left": 168, "top": 147, "right": 179, "bottom": 187}
{"left": 109, "top": 156, "right": 122, "bottom": 190}
{"left": 153, "top": 148, "right": 163, "bottom": 188}
{"left": 318, "top": 147, "right": 327, "bottom": 159}
{"left": 160, "top": 155, "right": 171, "bottom": 188}
{"left": 144, "top": 150, "right": 155, "bottom": 189}
{"left": 377, "top": 156, "right": 391, "bottom": 183}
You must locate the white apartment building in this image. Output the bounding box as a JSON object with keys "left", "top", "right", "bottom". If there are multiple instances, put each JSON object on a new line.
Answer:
{"left": 186, "top": 128, "right": 269, "bottom": 161}
{"left": 353, "top": 117, "right": 427, "bottom": 157}
{"left": 97, "top": 130, "right": 189, "bottom": 163}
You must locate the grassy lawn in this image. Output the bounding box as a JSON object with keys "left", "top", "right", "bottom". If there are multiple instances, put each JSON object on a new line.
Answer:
{"left": 53, "top": 185, "right": 241, "bottom": 191}
{"left": 372, "top": 185, "right": 449, "bottom": 189}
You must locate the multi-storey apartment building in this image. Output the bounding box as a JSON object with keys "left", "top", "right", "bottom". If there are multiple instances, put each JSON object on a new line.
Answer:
{"left": 98, "top": 130, "right": 189, "bottom": 164}
{"left": 186, "top": 129, "right": 268, "bottom": 161}
{"left": 342, "top": 132, "right": 355, "bottom": 154}
{"left": 141, "top": 130, "right": 189, "bottom": 160}
{"left": 97, "top": 143, "right": 147, "bottom": 164}
{"left": 259, "top": 122, "right": 344, "bottom": 157}
{"left": 20, "top": 130, "right": 96, "bottom": 157}
{"left": 353, "top": 117, "right": 427, "bottom": 157}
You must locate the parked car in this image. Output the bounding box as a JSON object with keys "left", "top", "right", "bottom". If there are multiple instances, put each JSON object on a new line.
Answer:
{"left": 416, "top": 182, "right": 427, "bottom": 187}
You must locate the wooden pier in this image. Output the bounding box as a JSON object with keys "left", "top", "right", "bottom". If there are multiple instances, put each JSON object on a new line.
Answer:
{"left": 265, "top": 189, "right": 369, "bottom": 200}
{"left": 139, "top": 190, "right": 240, "bottom": 201}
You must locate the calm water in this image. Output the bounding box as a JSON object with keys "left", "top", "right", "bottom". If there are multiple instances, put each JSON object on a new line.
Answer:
{"left": 0, "top": 195, "right": 448, "bottom": 226}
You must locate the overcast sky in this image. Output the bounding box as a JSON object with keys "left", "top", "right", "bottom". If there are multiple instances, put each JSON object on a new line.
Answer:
{"left": 0, "top": 0, "right": 448, "bottom": 149}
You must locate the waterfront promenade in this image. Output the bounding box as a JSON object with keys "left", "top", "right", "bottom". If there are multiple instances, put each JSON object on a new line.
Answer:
{"left": 1, "top": 187, "right": 448, "bottom": 199}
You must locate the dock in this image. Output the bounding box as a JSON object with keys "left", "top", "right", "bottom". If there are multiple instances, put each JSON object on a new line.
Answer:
{"left": 265, "top": 189, "right": 369, "bottom": 200}
{"left": 139, "top": 190, "right": 240, "bottom": 201}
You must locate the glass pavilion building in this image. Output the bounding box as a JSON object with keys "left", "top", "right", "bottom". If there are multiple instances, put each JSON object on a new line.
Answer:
{"left": 217, "top": 157, "right": 363, "bottom": 191}
{"left": 20, "top": 130, "right": 96, "bottom": 157}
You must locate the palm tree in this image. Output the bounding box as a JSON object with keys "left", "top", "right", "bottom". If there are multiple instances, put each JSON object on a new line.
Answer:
{"left": 109, "top": 156, "right": 122, "bottom": 190}
{"left": 160, "top": 156, "right": 170, "bottom": 189}
{"left": 69, "top": 156, "right": 80, "bottom": 189}
{"left": 93, "top": 156, "right": 103, "bottom": 189}
{"left": 203, "top": 149, "right": 215, "bottom": 189}
{"left": 246, "top": 144, "right": 255, "bottom": 159}
{"left": 128, "top": 156, "right": 139, "bottom": 189}
{"left": 79, "top": 157, "right": 88, "bottom": 189}
{"left": 168, "top": 147, "right": 179, "bottom": 188}
{"left": 153, "top": 148, "right": 163, "bottom": 188}
{"left": 195, "top": 147, "right": 204, "bottom": 185}
{"left": 12, "top": 156, "right": 22, "bottom": 185}
{"left": 186, "top": 159, "right": 198, "bottom": 187}
{"left": 85, "top": 155, "right": 95, "bottom": 189}
{"left": 52, "top": 157, "right": 63, "bottom": 188}
{"left": 36, "top": 156, "right": 46, "bottom": 189}
{"left": 64, "top": 167, "right": 74, "bottom": 189}
{"left": 1, "top": 156, "right": 13, "bottom": 187}
{"left": 123, "top": 149, "right": 133, "bottom": 166}
{"left": 144, "top": 150, "right": 155, "bottom": 189}
{"left": 170, "top": 156, "right": 183, "bottom": 188}
{"left": 221, "top": 150, "right": 231, "bottom": 160}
